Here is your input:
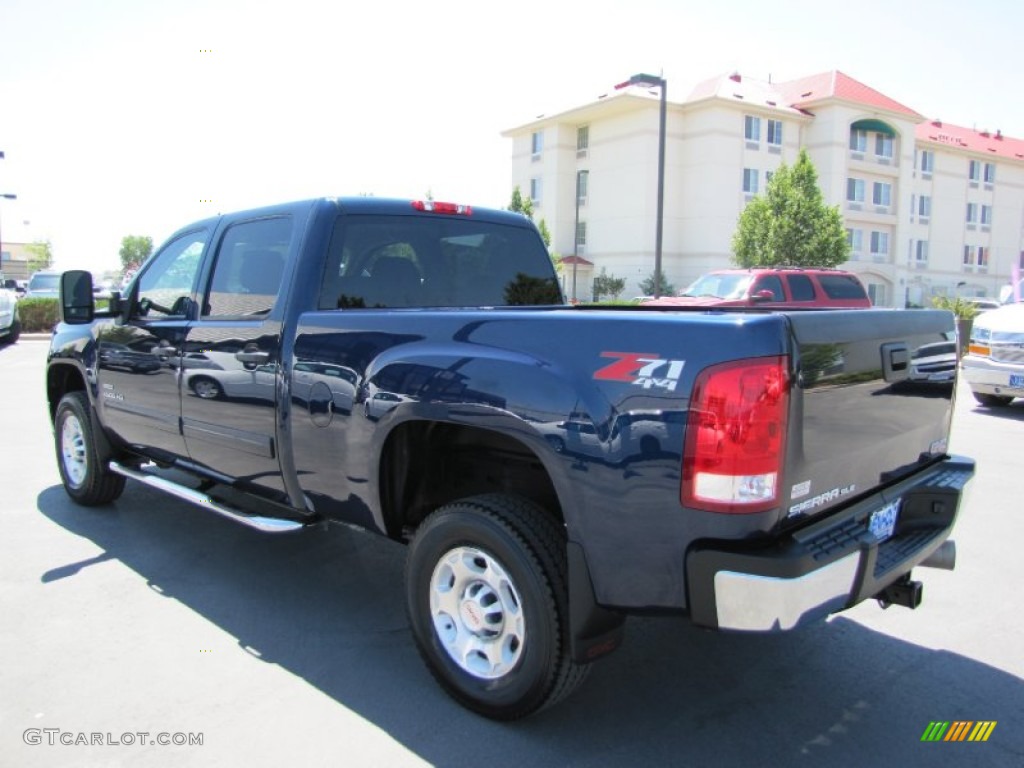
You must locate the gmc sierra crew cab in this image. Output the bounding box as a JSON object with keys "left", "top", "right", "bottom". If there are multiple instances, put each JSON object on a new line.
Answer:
{"left": 47, "top": 197, "right": 974, "bottom": 719}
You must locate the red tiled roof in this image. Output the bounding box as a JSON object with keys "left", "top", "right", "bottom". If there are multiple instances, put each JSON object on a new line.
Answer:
{"left": 915, "top": 119, "right": 1024, "bottom": 162}
{"left": 686, "top": 72, "right": 808, "bottom": 116}
{"left": 775, "top": 71, "right": 923, "bottom": 119}
{"left": 560, "top": 255, "right": 594, "bottom": 266}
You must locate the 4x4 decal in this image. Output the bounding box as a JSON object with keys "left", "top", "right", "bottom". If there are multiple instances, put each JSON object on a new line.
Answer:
{"left": 594, "top": 352, "right": 686, "bottom": 391}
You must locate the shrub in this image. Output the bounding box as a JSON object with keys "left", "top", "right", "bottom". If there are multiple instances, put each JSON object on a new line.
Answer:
{"left": 930, "top": 295, "right": 980, "bottom": 319}
{"left": 18, "top": 298, "right": 60, "bottom": 332}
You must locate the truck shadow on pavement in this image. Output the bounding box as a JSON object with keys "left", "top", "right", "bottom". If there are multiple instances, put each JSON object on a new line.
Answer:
{"left": 969, "top": 401, "right": 1024, "bottom": 422}
{"left": 38, "top": 483, "right": 1021, "bottom": 768}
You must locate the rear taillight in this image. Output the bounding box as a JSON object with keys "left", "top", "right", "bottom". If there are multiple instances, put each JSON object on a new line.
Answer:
{"left": 411, "top": 200, "right": 472, "bottom": 215}
{"left": 682, "top": 356, "right": 789, "bottom": 513}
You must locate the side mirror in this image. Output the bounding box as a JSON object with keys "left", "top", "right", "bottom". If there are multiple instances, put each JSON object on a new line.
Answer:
{"left": 59, "top": 270, "right": 95, "bottom": 324}
{"left": 750, "top": 289, "right": 775, "bottom": 303}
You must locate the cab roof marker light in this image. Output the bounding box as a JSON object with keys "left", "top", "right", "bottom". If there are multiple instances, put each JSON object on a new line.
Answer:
{"left": 411, "top": 200, "right": 473, "bottom": 215}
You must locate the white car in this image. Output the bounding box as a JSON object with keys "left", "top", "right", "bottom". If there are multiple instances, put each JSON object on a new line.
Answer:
{"left": 961, "top": 302, "right": 1024, "bottom": 406}
{"left": 0, "top": 287, "right": 20, "bottom": 345}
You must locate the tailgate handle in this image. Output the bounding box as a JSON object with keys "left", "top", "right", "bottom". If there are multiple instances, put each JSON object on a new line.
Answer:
{"left": 881, "top": 342, "right": 909, "bottom": 382}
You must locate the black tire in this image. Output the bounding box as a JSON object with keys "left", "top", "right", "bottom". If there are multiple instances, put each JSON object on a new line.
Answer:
{"left": 405, "top": 493, "right": 589, "bottom": 720}
{"left": 1, "top": 318, "right": 20, "bottom": 345}
{"left": 55, "top": 391, "right": 126, "bottom": 506}
{"left": 972, "top": 391, "right": 1014, "bottom": 407}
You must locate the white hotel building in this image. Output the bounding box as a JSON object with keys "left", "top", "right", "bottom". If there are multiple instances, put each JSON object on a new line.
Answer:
{"left": 502, "top": 70, "right": 1024, "bottom": 306}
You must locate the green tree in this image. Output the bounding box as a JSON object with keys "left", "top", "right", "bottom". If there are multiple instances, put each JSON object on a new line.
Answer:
{"left": 732, "top": 148, "right": 849, "bottom": 268}
{"left": 119, "top": 235, "right": 153, "bottom": 275}
{"left": 507, "top": 186, "right": 534, "bottom": 220}
{"left": 25, "top": 240, "right": 54, "bottom": 273}
{"left": 640, "top": 271, "right": 675, "bottom": 297}
{"left": 537, "top": 219, "right": 551, "bottom": 248}
{"left": 592, "top": 268, "right": 626, "bottom": 301}
{"left": 549, "top": 250, "right": 563, "bottom": 276}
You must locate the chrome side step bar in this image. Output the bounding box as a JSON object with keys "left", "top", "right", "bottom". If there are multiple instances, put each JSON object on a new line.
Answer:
{"left": 109, "top": 462, "right": 306, "bottom": 533}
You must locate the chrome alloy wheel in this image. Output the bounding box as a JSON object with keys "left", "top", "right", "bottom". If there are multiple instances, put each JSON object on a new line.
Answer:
{"left": 60, "top": 413, "right": 88, "bottom": 488}
{"left": 192, "top": 379, "right": 220, "bottom": 399}
{"left": 430, "top": 546, "right": 525, "bottom": 679}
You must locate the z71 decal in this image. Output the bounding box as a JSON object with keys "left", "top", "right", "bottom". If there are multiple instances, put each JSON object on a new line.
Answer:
{"left": 594, "top": 352, "right": 686, "bottom": 392}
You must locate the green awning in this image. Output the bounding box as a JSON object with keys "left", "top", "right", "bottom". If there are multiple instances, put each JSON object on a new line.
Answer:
{"left": 851, "top": 119, "right": 895, "bottom": 136}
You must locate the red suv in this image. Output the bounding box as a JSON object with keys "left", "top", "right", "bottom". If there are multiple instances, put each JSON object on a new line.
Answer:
{"left": 644, "top": 267, "right": 872, "bottom": 309}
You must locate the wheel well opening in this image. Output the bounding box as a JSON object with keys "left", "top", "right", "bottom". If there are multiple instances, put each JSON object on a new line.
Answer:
{"left": 47, "top": 364, "right": 86, "bottom": 422}
{"left": 380, "top": 421, "right": 561, "bottom": 540}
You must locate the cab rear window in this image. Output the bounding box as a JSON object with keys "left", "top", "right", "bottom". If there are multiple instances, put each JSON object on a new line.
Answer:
{"left": 319, "top": 215, "right": 562, "bottom": 309}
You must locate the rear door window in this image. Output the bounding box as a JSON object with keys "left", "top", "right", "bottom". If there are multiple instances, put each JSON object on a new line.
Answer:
{"left": 204, "top": 216, "right": 293, "bottom": 318}
{"left": 787, "top": 274, "right": 816, "bottom": 302}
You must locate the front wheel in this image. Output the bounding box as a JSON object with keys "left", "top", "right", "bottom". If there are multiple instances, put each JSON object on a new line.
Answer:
{"left": 0, "top": 318, "right": 20, "bottom": 345}
{"left": 405, "top": 493, "right": 589, "bottom": 720}
{"left": 189, "top": 376, "right": 223, "bottom": 399}
{"left": 55, "top": 392, "right": 126, "bottom": 506}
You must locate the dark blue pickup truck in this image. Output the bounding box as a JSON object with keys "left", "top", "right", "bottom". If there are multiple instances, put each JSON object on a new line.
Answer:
{"left": 47, "top": 197, "right": 974, "bottom": 719}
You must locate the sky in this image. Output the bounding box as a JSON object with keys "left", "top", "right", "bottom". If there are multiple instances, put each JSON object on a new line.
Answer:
{"left": 1, "top": 0, "right": 1023, "bottom": 278}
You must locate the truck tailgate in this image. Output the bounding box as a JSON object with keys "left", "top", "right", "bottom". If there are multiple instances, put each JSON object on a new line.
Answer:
{"left": 783, "top": 309, "right": 956, "bottom": 523}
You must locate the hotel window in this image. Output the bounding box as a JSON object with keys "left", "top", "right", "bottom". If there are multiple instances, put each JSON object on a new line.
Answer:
{"left": 870, "top": 231, "right": 889, "bottom": 256}
{"left": 847, "top": 228, "right": 863, "bottom": 255}
{"left": 766, "top": 119, "right": 783, "bottom": 146}
{"left": 920, "top": 150, "right": 935, "bottom": 173}
{"left": 872, "top": 182, "right": 892, "bottom": 207}
{"left": 875, "top": 133, "right": 893, "bottom": 159}
{"left": 981, "top": 204, "right": 993, "bottom": 226}
{"left": 964, "top": 245, "right": 988, "bottom": 268}
{"left": 529, "top": 177, "right": 542, "bottom": 204}
{"left": 847, "top": 178, "right": 865, "bottom": 203}
{"left": 918, "top": 195, "right": 932, "bottom": 218}
{"left": 849, "top": 129, "right": 867, "bottom": 152}
{"left": 966, "top": 203, "right": 978, "bottom": 224}
{"left": 531, "top": 130, "right": 544, "bottom": 158}
{"left": 984, "top": 162, "right": 996, "bottom": 184}
{"left": 575, "top": 221, "right": 587, "bottom": 250}
{"left": 867, "top": 283, "right": 888, "bottom": 306}
{"left": 744, "top": 115, "right": 761, "bottom": 142}
{"left": 968, "top": 159, "right": 980, "bottom": 182}
{"left": 576, "top": 170, "right": 589, "bottom": 204}
{"left": 915, "top": 240, "right": 929, "bottom": 265}
{"left": 742, "top": 168, "right": 759, "bottom": 195}
{"left": 576, "top": 125, "right": 589, "bottom": 153}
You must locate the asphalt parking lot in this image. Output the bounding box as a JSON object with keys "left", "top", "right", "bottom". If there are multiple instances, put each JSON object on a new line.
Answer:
{"left": 2, "top": 337, "right": 1021, "bottom": 767}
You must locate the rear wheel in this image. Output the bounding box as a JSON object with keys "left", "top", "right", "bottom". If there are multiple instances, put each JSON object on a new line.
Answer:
{"left": 55, "top": 392, "right": 126, "bottom": 505}
{"left": 972, "top": 391, "right": 1014, "bottom": 407}
{"left": 405, "top": 493, "right": 589, "bottom": 720}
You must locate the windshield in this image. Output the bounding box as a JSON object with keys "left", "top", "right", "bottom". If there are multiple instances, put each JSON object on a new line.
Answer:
{"left": 29, "top": 273, "right": 60, "bottom": 291}
{"left": 681, "top": 273, "right": 752, "bottom": 300}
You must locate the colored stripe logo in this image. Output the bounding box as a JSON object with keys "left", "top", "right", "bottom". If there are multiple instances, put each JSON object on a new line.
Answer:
{"left": 921, "top": 721, "right": 997, "bottom": 742}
